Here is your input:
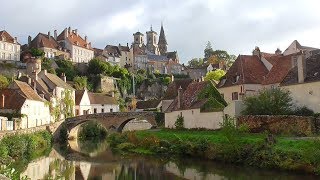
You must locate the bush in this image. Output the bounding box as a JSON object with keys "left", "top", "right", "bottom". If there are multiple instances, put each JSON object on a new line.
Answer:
{"left": 174, "top": 115, "right": 184, "bottom": 129}
{"left": 117, "top": 142, "right": 136, "bottom": 151}
{"left": 0, "top": 75, "right": 9, "bottom": 89}
{"left": 293, "top": 106, "right": 314, "bottom": 116}
{"left": 242, "top": 88, "right": 293, "bottom": 115}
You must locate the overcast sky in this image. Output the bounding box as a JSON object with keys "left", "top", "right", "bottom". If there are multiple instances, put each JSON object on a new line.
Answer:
{"left": 1, "top": 0, "right": 320, "bottom": 63}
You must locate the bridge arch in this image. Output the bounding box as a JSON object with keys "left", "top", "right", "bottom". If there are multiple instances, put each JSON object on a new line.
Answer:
{"left": 59, "top": 112, "right": 159, "bottom": 140}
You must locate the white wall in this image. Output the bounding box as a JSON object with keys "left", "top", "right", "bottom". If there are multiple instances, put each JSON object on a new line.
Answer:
{"left": 20, "top": 99, "right": 51, "bottom": 129}
{"left": 72, "top": 45, "right": 94, "bottom": 63}
{"left": 165, "top": 109, "right": 224, "bottom": 129}
{"left": 0, "top": 41, "right": 20, "bottom": 61}
{"left": 76, "top": 91, "right": 91, "bottom": 116}
{"left": 282, "top": 82, "right": 320, "bottom": 113}
{"left": 91, "top": 104, "right": 119, "bottom": 113}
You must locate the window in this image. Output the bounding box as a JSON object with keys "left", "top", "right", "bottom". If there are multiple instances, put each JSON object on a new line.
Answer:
{"left": 232, "top": 92, "right": 239, "bottom": 100}
{"left": 110, "top": 108, "right": 113, "bottom": 112}
{"left": 76, "top": 109, "right": 79, "bottom": 115}
{"left": 101, "top": 108, "right": 104, "bottom": 113}
{"left": 94, "top": 108, "right": 97, "bottom": 113}
{"left": 83, "top": 110, "right": 87, "bottom": 115}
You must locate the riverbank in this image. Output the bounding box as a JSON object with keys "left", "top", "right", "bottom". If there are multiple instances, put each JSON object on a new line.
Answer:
{"left": 107, "top": 129, "right": 320, "bottom": 175}
{"left": 0, "top": 131, "right": 53, "bottom": 179}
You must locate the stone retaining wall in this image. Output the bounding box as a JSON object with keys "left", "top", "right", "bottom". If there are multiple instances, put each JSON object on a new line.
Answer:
{"left": 0, "top": 121, "right": 63, "bottom": 140}
{"left": 237, "top": 115, "right": 318, "bottom": 136}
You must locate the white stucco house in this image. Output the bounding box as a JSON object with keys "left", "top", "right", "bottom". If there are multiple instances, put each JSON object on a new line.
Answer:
{"left": 57, "top": 27, "right": 94, "bottom": 63}
{"left": 88, "top": 93, "right": 119, "bottom": 113}
{"left": 280, "top": 53, "right": 320, "bottom": 113}
{"left": 75, "top": 89, "right": 91, "bottom": 116}
{"left": 0, "top": 30, "right": 20, "bottom": 61}
{"left": 2, "top": 80, "right": 50, "bottom": 129}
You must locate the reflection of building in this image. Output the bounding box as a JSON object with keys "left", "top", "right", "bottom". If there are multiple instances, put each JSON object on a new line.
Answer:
{"left": 0, "top": 30, "right": 20, "bottom": 61}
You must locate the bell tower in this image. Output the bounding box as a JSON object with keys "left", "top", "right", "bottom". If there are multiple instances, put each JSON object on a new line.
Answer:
{"left": 133, "top": 31, "right": 144, "bottom": 46}
{"left": 146, "top": 25, "right": 159, "bottom": 55}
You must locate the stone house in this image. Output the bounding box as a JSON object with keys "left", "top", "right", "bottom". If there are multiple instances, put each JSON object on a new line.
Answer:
{"left": 88, "top": 93, "right": 119, "bottom": 113}
{"left": 165, "top": 80, "right": 226, "bottom": 129}
{"left": 27, "top": 31, "right": 69, "bottom": 59}
{"left": 0, "top": 30, "right": 20, "bottom": 61}
{"left": 185, "top": 67, "right": 207, "bottom": 80}
{"left": 57, "top": 27, "right": 94, "bottom": 63}
{"left": 2, "top": 80, "right": 51, "bottom": 129}
{"left": 280, "top": 53, "right": 320, "bottom": 113}
{"left": 104, "top": 45, "right": 121, "bottom": 66}
{"left": 118, "top": 44, "right": 133, "bottom": 68}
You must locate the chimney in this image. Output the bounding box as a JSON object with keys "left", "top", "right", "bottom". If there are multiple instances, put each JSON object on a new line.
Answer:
{"left": 68, "top": 27, "right": 71, "bottom": 33}
{"left": 64, "top": 28, "right": 68, "bottom": 38}
{"left": 252, "top": 46, "right": 261, "bottom": 59}
{"left": 27, "top": 76, "right": 32, "bottom": 85}
{"left": 297, "top": 54, "right": 306, "bottom": 83}
{"left": 177, "top": 86, "right": 183, "bottom": 109}
{"left": 14, "top": 37, "right": 17, "bottom": 44}
{"left": 85, "top": 36, "right": 87, "bottom": 42}
{"left": 275, "top": 48, "right": 282, "bottom": 55}
{"left": 44, "top": 69, "right": 47, "bottom": 75}
{"left": 111, "top": 91, "right": 115, "bottom": 97}
{"left": 127, "top": 43, "right": 129, "bottom": 47}
{"left": 171, "top": 75, "right": 174, "bottom": 82}
{"left": 32, "top": 79, "right": 37, "bottom": 91}
{"left": 54, "top": 30, "right": 57, "bottom": 40}
{"left": 74, "top": 29, "right": 78, "bottom": 36}
{"left": 48, "top": 31, "right": 51, "bottom": 40}
{"left": 28, "top": 36, "right": 32, "bottom": 46}
{"left": 1, "top": 94, "right": 4, "bottom": 109}
{"left": 61, "top": 73, "right": 66, "bottom": 82}
{"left": 31, "top": 70, "right": 38, "bottom": 81}
{"left": 17, "top": 71, "right": 22, "bottom": 79}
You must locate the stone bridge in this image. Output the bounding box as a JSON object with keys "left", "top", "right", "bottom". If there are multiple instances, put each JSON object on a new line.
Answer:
{"left": 63, "top": 112, "right": 158, "bottom": 139}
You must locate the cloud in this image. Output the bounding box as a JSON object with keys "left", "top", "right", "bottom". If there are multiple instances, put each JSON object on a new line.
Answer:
{"left": 1, "top": 0, "right": 320, "bottom": 63}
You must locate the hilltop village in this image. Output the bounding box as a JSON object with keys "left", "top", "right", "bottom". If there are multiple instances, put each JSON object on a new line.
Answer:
{"left": 0, "top": 25, "right": 319, "bottom": 131}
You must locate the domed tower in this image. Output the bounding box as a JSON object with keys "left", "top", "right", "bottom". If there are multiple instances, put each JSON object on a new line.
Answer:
{"left": 146, "top": 25, "right": 160, "bottom": 55}
{"left": 158, "top": 23, "right": 168, "bottom": 56}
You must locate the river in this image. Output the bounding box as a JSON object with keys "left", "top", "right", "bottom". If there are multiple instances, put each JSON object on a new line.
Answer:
{"left": 7, "top": 139, "right": 317, "bottom": 180}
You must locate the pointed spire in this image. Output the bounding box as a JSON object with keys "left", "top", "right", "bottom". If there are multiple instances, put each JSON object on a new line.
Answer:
{"left": 158, "top": 23, "right": 167, "bottom": 45}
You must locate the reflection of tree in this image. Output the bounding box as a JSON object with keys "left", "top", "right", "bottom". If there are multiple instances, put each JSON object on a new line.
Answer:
{"left": 43, "top": 159, "right": 75, "bottom": 180}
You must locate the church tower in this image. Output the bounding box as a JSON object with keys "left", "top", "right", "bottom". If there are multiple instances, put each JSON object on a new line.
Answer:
{"left": 146, "top": 25, "right": 160, "bottom": 55}
{"left": 158, "top": 23, "right": 168, "bottom": 56}
{"left": 133, "top": 31, "right": 144, "bottom": 46}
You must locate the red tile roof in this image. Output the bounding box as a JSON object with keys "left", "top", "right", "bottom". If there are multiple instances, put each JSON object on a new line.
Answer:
{"left": 0, "top": 30, "right": 16, "bottom": 44}
{"left": 262, "top": 54, "right": 294, "bottom": 85}
{"left": 75, "top": 90, "right": 85, "bottom": 105}
{"left": 0, "top": 89, "right": 26, "bottom": 110}
{"left": 136, "top": 99, "right": 161, "bottom": 109}
{"left": 166, "top": 81, "right": 209, "bottom": 111}
{"left": 57, "top": 29, "right": 93, "bottom": 50}
{"left": 218, "top": 55, "right": 269, "bottom": 88}
{"left": 11, "top": 80, "right": 44, "bottom": 102}
{"left": 30, "top": 33, "right": 61, "bottom": 50}
{"left": 163, "top": 79, "right": 193, "bottom": 100}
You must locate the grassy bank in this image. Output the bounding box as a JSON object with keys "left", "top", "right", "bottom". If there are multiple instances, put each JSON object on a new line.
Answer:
{"left": 107, "top": 129, "right": 320, "bottom": 175}
{"left": 0, "top": 131, "right": 53, "bottom": 179}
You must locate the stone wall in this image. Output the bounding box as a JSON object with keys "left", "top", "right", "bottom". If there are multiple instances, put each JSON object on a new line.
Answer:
{"left": 237, "top": 115, "right": 317, "bottom": 136}
{"left": 0, "top": 121, "right": 63, "bottom": 140}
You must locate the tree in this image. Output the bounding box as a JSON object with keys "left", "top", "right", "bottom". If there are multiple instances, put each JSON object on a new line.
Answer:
{"left": 30, "top": 48, "right": 45, "bottom": 57}
{"left": 55, "top": 59, "right": 77, "bottom": 80}
{"left": 73, "top": 76, "right": 88, "bottom": 90}
{"left": 0, "top": 75, "right": 9, "bottom": 89}
{"left": 242, "top": 88, "right": 293, "bottom": 115}
{"left": 204, "top": 41, "right": 214, "bottom": 63}
{"left": 187, "top": 58, "right": 204, "bottom": 68}
{"left": 204, "top": 69, "right": 226, "bottom": 81}
{"left": 87, "top": 58, "right": 111, "bottom": 75}
{"left": 175, "top": 115, "right": 184, "bottom": 129}
{"left": 42, "top": 58, "right": 56, "bottom": 74}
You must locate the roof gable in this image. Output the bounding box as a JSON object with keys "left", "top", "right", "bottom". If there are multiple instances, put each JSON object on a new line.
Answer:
{"left": 0, "top": 30, "right": 16, "bottom": 44}
{"left": 0, "top": 89, "right": 26, "bottom": 110}
{"left": 30, "top": 33, "right": 60, "bottom": 50}
{"left": 88, "top": 93, "right": 118, "bottom": 105}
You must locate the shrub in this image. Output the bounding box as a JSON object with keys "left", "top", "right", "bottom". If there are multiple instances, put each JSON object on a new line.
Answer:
{"left": 117, "top": 142, "right": 136, "bottom": 151}
{"left": 107, "top": 133, "right": 128, "bottom": 148}
{"left": 293, "top": 106, "right": 314, "bottom": 116}
{"left": 0, "top": 75, "right": 9, "bottom": 89}
{"left": 175, "top": 115, "right": 185, "bottom": 129}
{"left": 242, "top": 88, "right": 293, "bottom": 115}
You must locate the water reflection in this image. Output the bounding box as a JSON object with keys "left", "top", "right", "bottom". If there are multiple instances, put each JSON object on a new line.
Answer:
{"left": 18, "top": 140, "right": 319, "bottom": 180}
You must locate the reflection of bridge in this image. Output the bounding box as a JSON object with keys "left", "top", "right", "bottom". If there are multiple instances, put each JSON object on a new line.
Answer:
{"left": 63, "top": 112, "right": 158, "bottom": 139}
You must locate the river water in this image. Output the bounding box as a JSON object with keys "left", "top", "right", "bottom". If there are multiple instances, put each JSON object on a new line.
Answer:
{"left": 13, "top": 140, "right": 319, "bottom": 180}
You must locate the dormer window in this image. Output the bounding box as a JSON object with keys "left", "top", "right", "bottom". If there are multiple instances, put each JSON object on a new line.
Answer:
{"left": 233, "top": 75, "right": 240, "bottom": 84}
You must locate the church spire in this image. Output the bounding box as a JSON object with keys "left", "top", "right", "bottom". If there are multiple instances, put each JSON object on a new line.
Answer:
{"left": 158, "top": 23, "right": 168, "bottom": 55}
